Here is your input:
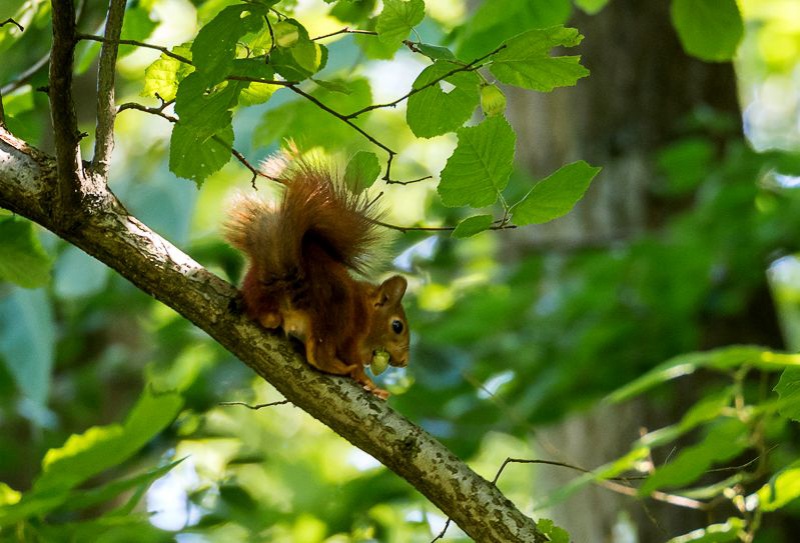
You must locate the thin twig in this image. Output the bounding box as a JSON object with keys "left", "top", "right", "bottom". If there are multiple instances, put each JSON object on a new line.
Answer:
{"left": 312, "top": 27, "right": 377, "bottom": 41}
{"left": 219, "top": 400, "right": 291, "bottom": 409}
{"left": 118, "top": 99, "right": 276, "bottom": 186}
{"left": 346, "top": 44, "right": 507, "bottom": 120}
{"left": 373, "top": 219, "right": 517, "bottom": 234}
{"left": 77, "top": 33, "right": 192, "bottom": 64}
{"left": 92, "top": 0, "right": 126, "bottom": 178}
{"left": 385, "top": 175, "right": 432, "bottom": 186}
{"left": 226, "top": 74, "right": 295, "bottom": 87}
{"left": 0, "top": 18, "right": 24, "bottom": 31}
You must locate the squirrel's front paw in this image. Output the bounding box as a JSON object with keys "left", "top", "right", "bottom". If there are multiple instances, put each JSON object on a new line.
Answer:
{"left": 366, "top": 385, "right": 390, "bottom": 400}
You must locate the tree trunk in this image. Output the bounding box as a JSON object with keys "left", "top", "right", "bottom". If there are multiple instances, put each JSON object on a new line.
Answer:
{"left": 507, "top": 1, "right": 742, "bottom": 541}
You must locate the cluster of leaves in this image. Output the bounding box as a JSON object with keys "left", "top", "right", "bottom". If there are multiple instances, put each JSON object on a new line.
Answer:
{"left": 133, "top": 0, "right": 606, "bottom": 237}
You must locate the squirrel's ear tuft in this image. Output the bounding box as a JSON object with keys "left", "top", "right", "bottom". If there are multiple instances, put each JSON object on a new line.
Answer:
{"left": 375, "top": 275, "right": 407, "bottom": 306}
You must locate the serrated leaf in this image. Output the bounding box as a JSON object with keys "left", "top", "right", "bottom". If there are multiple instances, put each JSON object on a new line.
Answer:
{"left": 344, "top": 151, "right": 381, "bottom": 192}
{"left": 376, "top": 0, "right": 425, "bottom": 44}
{"left": 489, "top": 26, "right": 589, "bottom": 91}
{"left": 0, "top": 288, "right": 54, "bottom": 410}
{"left": 640, "top": 418, "right": 748, "bottom": 495}
{"left": 452, "top": 215, "right": 494, "bottom": 238}
{"left": 438, "top": 116, "right": 516, "bottom": 208}
{"left": 671, "top": 0, "right": 743, "bottom": 62}
{"left": 169, "top": 123, "right": 234, "bottom": 185}
{"left": 191, "top": 4, "right": 266, "bottom": 83}
{"left": 510, "top": 161, "right": 600, "bottom": 225}
{"left": 407, "top": 61, "right": 480, "bottom": 138}
{"left": 666, "top": 518, "right": 745, "bottom": 543}
{"left": 174, "top": 72, "right": 240, "bottom": 139}
{"left": 0, "top": 217, "right": 52, "bottom": 288}
{"left": 142, "top": 45, "right": 194, "bottom": 101}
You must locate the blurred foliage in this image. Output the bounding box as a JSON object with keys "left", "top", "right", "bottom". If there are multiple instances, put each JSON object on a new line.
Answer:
{"left": 1, "top": 0, "right": 800, "bottom": 542}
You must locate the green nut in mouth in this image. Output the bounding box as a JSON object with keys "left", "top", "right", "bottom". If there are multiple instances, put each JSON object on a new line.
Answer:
{"left": 371, "top": 349, "right": 390, "bottom": 375}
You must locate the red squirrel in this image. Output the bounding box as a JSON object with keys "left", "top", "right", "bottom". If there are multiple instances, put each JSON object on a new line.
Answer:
{"left": 224, "top": 156, "right": 409, "bottom": 399}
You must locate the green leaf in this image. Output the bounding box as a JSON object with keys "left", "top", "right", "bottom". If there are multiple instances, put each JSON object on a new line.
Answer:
{"left": 415, "top": 43, "right": 456, "bottom": 61}
{"left": 510, "top": 161, "right": 601, "bottom": 225}
{"left": 174, "top": 72, "right": 240, "bottom": 139}
{"left": 407, "top": 61, "right": 480, "bottom": 138}
{"left": 269, "top": 19, "right": 328, "bottom": 81}
{"left": 170, "top": 123, "right": 234, "bottom": 185}
{"left": 438, "top": 116, "right": 516, "bottom": 208}
{"left": 480, "top": 84, "right": 506, "bottom": 116}
{"left": 191, "top": 3, "right": 265, "bottom": 83}
{"left": 344, "top": 151, "right": 381, "bottom": 192}
{"left": 638, "top": 388, "right": 733, "bottom": 448}
{"left": 666, "top": 518, "right": 745, "bottom": 543}
{"left": 574, "top": 0, "right": 610, "bottom": 15}
{"left": 0, "top": 288, "right": 54, "bottom": 410}
{"left": 452, "top": 215, "right": 494, "bottom": 238}
{"left": 671, "top": 0, "right": 743, "bottom": 62}
{"left": 376, "top": 0, "right": 425, "bottom": 44}
{"left": 640, "top": 418, "right": 748, "bottom": 495}
{"left": 255, "top": 78, "right": 372, "bottom": 150}
{"left": 57, "top": 459, "right": 184, "bottom": 514}
{"left": 656, "top": 138, "right": 714, "bottom": 195}
{"left": 0, "top": 217, "right": 52, "bottom": 288}
{"left": 489, "top": 26, "right": 589, "bottom": 91}
{"left": 142, "top": 45, "right": 194, "bottom": 101}
{"left": 457, "top": 0, "right": 571, "bottom": 59}
{"left": 231, "top": 59, "right": 280, "bottom": 106}
{"left": 536, "top": 519, "right": 569, "bottom": 543}
{"left": 752, "top": 459, "right": 800, "bottom": 512}
{"left": 775, "top": 368, "right": 800, "bottom": 422}
{"left": 35, "top": 387, "right": 183, "bottom": 494}
{"left": 610, "top": 346, "right": 800, "bottom": 402}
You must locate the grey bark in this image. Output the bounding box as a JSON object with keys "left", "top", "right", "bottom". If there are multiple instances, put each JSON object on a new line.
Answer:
{"left": 506, "top": 1, "right": 741, "bottom": 541}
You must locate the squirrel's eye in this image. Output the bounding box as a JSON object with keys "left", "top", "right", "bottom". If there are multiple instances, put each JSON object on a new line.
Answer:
{"left": 391, "top": 320, "right": 404, "bottom": 334}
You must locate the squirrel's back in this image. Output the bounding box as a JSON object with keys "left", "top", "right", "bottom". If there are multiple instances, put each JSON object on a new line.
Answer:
{"left": 224, "top": 159, "right": 386, "bottom": 280}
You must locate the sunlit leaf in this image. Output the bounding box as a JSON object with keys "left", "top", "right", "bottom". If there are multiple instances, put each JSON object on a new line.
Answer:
{"left": 407, "top": 61, "right": 480, "bottom": 138}
{"left": 438, "top": 116, "right": 516, "bottom": 208}
{"left": 574, "top": 0, "right": 609, "bottom": 14}
{"left": 510, "top": 161, "right": 601, "bottom": 225}
{"left": 489, "top": 26, "right": 589, "bottom": 92}
{"left": 376, "top": 0, "right": 425, "bottom": 45}
{"left": 142, "top": 45, "right": 194, "bottom": 101}
{"left": 666, "top": 518, "right": 745, "bottom": 543}
{"left": 751, "top": 459, "right": 800, "bottom": 512}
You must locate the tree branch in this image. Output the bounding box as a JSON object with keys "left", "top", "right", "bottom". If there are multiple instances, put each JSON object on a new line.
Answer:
{"left": 77, "top": 33, "right": 192, "bottom": 65}
{"left": 92, "top": 0, "right": 126, "bottom": 178}
{"left": 0, "top": 128, "right": 546, "bottom": 543}
{"left": 49, "top": 0, "right": 85, "bottom": 226}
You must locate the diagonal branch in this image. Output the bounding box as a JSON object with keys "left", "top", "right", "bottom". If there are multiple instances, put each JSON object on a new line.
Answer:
{"left": 92, "top": 0, "right": 127, "bottom": 178}
{"left": 0, "top": 127, "right": 546, "bottom": 543}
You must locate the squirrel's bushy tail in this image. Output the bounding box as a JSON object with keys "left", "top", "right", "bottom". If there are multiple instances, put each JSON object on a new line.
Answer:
{"left": 225, "top": 158, "right": 387, "bottom": 278}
